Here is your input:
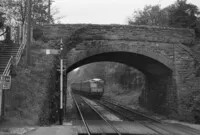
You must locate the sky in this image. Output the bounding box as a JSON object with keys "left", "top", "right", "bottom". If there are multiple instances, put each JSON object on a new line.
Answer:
{"left": 52, "top": 0, "right": 199, "bottom": 24}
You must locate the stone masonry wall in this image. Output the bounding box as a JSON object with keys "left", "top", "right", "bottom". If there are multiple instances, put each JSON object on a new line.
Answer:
{"left": 69, "top": 25, "right": 195, "bottom": 45}
{"left": 42, "top": 24, "right": 86, "bottom": 40}
{"left": 174, "top": 44, "right": 200, "bottom": 121}
{"left": 42, "top": 24, "right": 195, "bottom": 45}
{"left": 65, "top": 40, "right": 193, "bottom": 116}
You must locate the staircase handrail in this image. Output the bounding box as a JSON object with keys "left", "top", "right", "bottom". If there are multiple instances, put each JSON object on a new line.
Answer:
{"left": 2, "top": 56, "right": 13, "bottom": 76}
{"left": 15, "top": 42, "right": 26, "bottom": 65}
{"left": 1, "top": 24, "right": 26, "bottom": 76}
{"left": 15, "top": 23, "right": 27, "bottom": 65}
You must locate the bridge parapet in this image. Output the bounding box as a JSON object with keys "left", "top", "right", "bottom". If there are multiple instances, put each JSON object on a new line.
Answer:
{"left": 42, "top": 24, "right": 195, "bottom": 46}
{"left": 42, "top": 24, "right": 85, "bottom": 40}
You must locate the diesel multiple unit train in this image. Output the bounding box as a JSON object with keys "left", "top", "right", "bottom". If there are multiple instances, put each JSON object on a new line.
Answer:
{"left": 71, "top": 78, "right": 104, "bottom": 99}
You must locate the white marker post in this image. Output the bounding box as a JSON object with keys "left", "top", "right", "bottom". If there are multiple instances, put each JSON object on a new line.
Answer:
{"left": 59, "top": 39, "right": 63, "bottom": 125}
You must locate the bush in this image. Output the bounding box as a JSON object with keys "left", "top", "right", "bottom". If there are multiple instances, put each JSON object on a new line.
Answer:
{"left": 33, "top": 28, "right": 43, "bottom": 41}
{"left": 4, "top": 40, "right": 57, "bottom": 125}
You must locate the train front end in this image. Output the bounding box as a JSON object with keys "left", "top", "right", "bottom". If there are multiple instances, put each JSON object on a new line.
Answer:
{"left": 90, "top": 79, "right": 104, "bottom": 99}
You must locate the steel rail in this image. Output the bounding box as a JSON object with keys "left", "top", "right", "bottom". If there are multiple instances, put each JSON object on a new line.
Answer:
{"left": 82, "top": 96, "right": 122, "bottom": 135}
{"left": 99, "top": 98, "right": 197, "bottom": 135}
{"left": 96, "top": 100, "right": 167, "bottom": 135}
{"left": 96, "top": 100, "right": 135, "bottom": 121}
{"left": 101, "top": 98, "right": 160, "bottom": 123}
{"left": 72, "top": 95, "right": 91, "bottom": 135}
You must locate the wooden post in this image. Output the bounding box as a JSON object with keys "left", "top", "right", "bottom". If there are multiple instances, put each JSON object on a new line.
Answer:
{"left": 16, "top": 26, "right": 20, "bottom": 44}
{"left": 5, "top": 26, "right": 11, "bottom": 43}
{"left": 0, "top": 89, "right": 3, "bottom": 119}
{"left": 59, "top": 39, "right": 63, "bottom": 125}
{"left": 26, "top": 0, "right": 32, "bottom": 66}
{"left": 1, "top": 90, "right": 5, "bottom": 117}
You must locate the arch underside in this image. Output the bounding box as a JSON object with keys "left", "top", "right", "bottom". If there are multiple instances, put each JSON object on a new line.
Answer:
{"left": 66, "top": 48, "right": 176, "bottom": 114}
{"left": 66, "top": 41, "right": 174, "bottom": 75}
{"left": 67, "top": 51, "right": 172, "bottom": 76}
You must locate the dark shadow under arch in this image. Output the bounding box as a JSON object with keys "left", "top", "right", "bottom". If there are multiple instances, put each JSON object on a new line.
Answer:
{"left": 67, "top": 51, "right": 172, "bottom": 76}
{"left": 66, "top": 51, "right": 177, "bottom": 114}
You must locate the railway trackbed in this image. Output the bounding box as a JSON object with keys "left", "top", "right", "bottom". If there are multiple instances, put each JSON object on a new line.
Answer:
{"left": 72, "top": 94, "right": 122, "bottom": 135}
{"left": 72, "top": 94, "right": 200, "bottom": 135}
{"left": 96, "top": 98, "right": 160, "bottom": 123}
{"left": 96, "top": 97, "right": 200, "bottom": 135}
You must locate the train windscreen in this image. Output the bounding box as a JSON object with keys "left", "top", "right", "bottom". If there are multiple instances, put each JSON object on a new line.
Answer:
{"left": 90, "top": 81, "right": 103, "bottom": 92}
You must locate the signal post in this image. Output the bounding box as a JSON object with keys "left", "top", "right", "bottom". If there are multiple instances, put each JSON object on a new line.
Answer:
{"left": 59, "top": 39, "right": 64, "bottom": 125}
{"left": 44, "top": 39, "right": 65, "bottom": 125}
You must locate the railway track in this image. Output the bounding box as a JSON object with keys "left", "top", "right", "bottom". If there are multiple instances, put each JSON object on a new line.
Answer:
{"left": 95, "top": 98, "right": 172, "bottom": 134}
{"left": 96, "top": 97, "right": 200, "bottom": 135}
{"left": 72, "top": 95, "right": 200, "bottom": 135}
{"left": 72, "top": 94, "right": 122, "bottom": 135}
{"left": 97, "top": 98, "right": 160, "bottom": 123}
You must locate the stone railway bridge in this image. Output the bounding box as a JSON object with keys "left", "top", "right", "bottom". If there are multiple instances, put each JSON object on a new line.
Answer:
{"left": 42, "top": 24, "right": 200, "bottom": 119}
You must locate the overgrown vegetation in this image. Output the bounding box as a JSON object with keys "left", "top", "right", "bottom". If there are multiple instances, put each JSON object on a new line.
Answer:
{"left": 4, "top": 40, "right": 58, "bottom": 125}
{"left": 0, "top": 0, "right": 55, "bottom": 26}
{"left": 128, "top": 0, "right": 200, "bottom": 36}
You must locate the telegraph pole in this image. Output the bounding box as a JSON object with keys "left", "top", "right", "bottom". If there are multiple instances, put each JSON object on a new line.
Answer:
{"left": 26, "top": 0, "right": 32, "bottom": 66}
{"left": 59, "top": 39, "right": 64, "bottom": 125}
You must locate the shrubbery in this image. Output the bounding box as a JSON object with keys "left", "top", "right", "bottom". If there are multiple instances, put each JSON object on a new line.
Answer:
{"left": 4, "top": 40, "right": 58, "bottom": 125}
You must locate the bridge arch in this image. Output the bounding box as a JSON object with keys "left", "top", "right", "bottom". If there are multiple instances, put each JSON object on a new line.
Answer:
{"left": 66, "top": 42, "right": 177, "bottom": 114}
{"left": 66, "top": 41, "right": 174, "bottom": 72}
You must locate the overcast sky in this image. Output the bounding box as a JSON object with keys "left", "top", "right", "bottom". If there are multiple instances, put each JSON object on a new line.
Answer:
{"left": 52, "top": 0, "right": 199, "bottom": 24}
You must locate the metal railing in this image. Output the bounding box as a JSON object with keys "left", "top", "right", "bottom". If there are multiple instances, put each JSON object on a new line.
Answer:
{"left": 1, "top": 39, "right": 25, "bottom": 76}
{"left": 15, "top": 23, "right": 27, "bottom": 66}
{"left": 2, "top": 56, "right": 13, "bottom": 76}
{"left": 1, "top": 38, "right": 25, "bottom": 77}
{"left": 1, "top": 23, "right": 26, "bottom": 76}
{"left": 15, "top": 42, "right": 25, "bottom": 65}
